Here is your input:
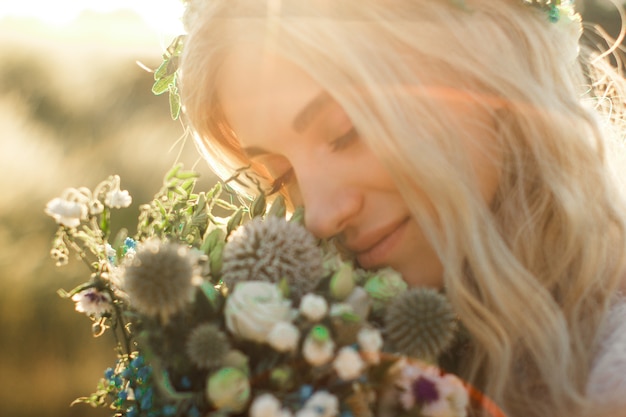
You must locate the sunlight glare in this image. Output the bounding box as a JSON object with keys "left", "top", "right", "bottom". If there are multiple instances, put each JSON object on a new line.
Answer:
{"left": 0, "top": 0, "right": 185, "bottom": 36}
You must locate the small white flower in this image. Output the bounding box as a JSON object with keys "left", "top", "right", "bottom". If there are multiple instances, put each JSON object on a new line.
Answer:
{"left": 421, "top": 374, "right": 468, "bottom": 417}
{"left": 299, "top": 293, "right": 328, "bottom": 322}
{"left": 329, "top": 303, "right": 353, "bottom": 317}
{"left": 268, "top": 321, "right": 300, "bottom": 352}
{"left": 105, "top": 243, "right": 116, "bottom": 259}
{"left": 100, "top": 175, "right": 132, "bottom": 208}
{"left": 250, "top": 394, "right": 292, "bottom": 417}
{"left": 89, "top": 199, "right": 104, "bottom": 215}
{"left": 303, "top": 391, "right": 339, "bottom": 417}
{"left": 45, "top": 198, "right": 85, "bottom": 227}
{"left": 357, "top": 327, "right": 383, "bottom": 364}
{"left": 105, "top": 189, "right": 132, "bottom": 208}
{"left": 302, "top": 336, "right": 335, "bottom": 366}
{"left": 45, "top": 187, "right": 93, "bottom": 227}
{"left": 394, "top": 360, "right": 469, "bottom": 417}
{"left": 333, "top": 346, "right": 365, "bottom": 381}
{"left": 72, "top": 288, "right": 112, "bottom": 317}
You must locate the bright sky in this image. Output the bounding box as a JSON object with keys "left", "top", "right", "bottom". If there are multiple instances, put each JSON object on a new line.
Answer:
{"left": 0, "top": 0, "right": 185, "bottom": 36}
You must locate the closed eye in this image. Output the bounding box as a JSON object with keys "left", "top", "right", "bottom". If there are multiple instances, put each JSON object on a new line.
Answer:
{"left": 330, "top": 127, "right": 359, "bottom": 152}
{"left": 267, "top": 168, "right": 294, "bottom": 195}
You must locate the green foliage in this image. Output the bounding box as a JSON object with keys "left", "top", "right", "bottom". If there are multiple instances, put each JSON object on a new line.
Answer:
{"left": 152, "top": 35, "right": 185, "bottom": 119}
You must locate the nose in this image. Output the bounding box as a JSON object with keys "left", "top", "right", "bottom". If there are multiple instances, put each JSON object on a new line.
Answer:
{"left": 295, "top": 167, "right": 363, "bottom": 240}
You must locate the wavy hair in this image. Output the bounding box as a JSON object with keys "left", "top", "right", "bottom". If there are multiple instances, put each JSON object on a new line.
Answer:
{"left": 180, "top": 1, "right": 626, "bottom": 416}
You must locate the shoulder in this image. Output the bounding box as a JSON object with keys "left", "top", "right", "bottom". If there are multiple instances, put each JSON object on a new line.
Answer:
{"left": 586, "top": 295, "right": 626, "bottom": 410}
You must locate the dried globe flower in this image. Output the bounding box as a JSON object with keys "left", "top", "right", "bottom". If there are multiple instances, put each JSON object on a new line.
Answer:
{"left": 121, "top": 238, "right": 202, "bottom": 322}
{"left": 384, "top": 288, "right": 457, "bottom": 361}
{"left": 186, "top": 323, "right": 230, "bottom": 369}
{"left": 221, "top": 216, "right": 323, "bottom": 298}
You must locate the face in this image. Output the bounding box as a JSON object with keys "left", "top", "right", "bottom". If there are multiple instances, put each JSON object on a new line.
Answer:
{"left": 216, "top": 44, "right": 499, "bottom": 289}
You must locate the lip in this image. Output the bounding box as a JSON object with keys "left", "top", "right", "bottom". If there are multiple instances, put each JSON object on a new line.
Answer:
{"left": 352, "top": 218, "right": 410, "bottom": 269}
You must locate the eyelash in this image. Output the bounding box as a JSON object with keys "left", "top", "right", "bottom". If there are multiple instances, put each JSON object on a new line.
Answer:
{"left": 330, "top": 127, "right": 359, "bottom": 152}
{"left": 267, "top": 127, "right": 358, "bottom": 194}
{"left": 268, "top": 169, "right": 294, "bottom": 195}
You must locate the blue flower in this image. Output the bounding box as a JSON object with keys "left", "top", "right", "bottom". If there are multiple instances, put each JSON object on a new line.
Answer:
{"left": 126, "top": 406, "right": 138, "bottom": 417}
{"left": 124, "top": 237, "right": 137, "bottom": 253}
{"left": 122, "top": 367, "right": 135, "bottom": 379}
{"left": 162, "top": 405, "right": 177, "bottom": 416}
{"left": 186, "top": 406, "right": 200, "bottom": 417}
{"left": 110, "top": 376, "right": 123, "bottom": 388}
{"left": 180, "top": 376, "right": 192, "bottom": 390}
{"left": 135, "top": 386, "right": 146, "bottom": 401}
{"left": 299, "top": 384, "right": 314, "bottom": 403}
{"left": 137, "top": 365, "right": 152, "bottom": 382}
{"left": 140, "top": 387, "right": 154, "bottom": 410}
{"left": 131, "top": 356, "right": 145, "bottom": 369}
{"left": 104, "top": 368, "right": 115, "bottom": 380}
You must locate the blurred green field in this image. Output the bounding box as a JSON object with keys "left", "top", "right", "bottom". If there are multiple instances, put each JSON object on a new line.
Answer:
{"left": 0, "top": 3, "right": 622, "bottom": 417}
{"left": 0, "top": 12, "right": 217, "bottom": 417}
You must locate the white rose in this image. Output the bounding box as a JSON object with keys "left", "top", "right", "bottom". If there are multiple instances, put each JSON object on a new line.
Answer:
{"left": 299, "top": 293, "right": 328, "bottom": 322}
{"left": 268, "top": 321, "right": 300, "bottom": 352}
{"left": 333, "top": 346, "right": 365, "bottom": 381}
{"left": 302, "top": 336, "right": 335, "bottom": 366}
{"left": 225, "top": 281, "right": 292, "bottom": 343}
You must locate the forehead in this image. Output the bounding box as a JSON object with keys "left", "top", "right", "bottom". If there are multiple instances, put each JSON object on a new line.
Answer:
{"left": 215, "top": 44, "right": 322, "bottom": 145}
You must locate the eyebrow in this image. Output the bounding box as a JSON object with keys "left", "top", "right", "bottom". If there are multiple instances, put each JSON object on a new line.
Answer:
{"left": 242, "top": 90, "right": 332, "bottom": 158}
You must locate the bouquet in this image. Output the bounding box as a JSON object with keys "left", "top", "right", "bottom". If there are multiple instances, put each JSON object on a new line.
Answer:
{"left": 45, "top": 165, "right": 491, "bottom": 417}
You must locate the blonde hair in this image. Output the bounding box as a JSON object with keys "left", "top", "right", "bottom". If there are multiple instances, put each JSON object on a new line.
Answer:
{"left": 180, "top": 1, "right": 626, "bottom": 416}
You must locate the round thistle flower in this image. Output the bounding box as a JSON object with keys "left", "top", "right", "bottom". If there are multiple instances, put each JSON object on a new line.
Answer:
{"left": 121, "top": 238, "right": 201, "bottom": 322}
{"left": 384, "top": 288, "right": 457, "bottom": 361}
{"left": 221, "top": 216, "right": 323, "bottom": 298}
{"left": 186, "top": 324, "right": 231, "bottom": 369}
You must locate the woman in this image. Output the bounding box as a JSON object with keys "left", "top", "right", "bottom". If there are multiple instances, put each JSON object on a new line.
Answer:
{"left": 178, "top": 1, "right": 626, "bottom": 416}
